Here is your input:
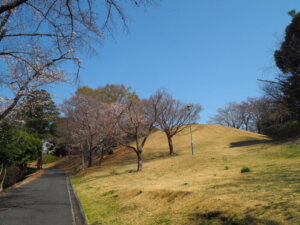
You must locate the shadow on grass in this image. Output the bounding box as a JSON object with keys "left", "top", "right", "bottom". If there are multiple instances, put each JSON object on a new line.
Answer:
{"left": 79, "top": 151, "right": 174, "bottom": 183}
{"left": 105, "top": 150, "right": 173, "bottom": 168}
{"left": 188, "top": 211, "right": 280, "bottom": 225}
{"left": 229, "top": 139, "right": 273, "bottom": 148}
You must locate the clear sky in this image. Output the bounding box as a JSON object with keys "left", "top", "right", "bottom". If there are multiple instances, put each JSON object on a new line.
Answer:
{"left": 51, "top": 0, "right": 299, "bottom": 122}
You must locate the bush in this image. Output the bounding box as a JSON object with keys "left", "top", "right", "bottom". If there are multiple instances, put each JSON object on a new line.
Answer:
{"left": 260, "top": 120, "right": 300, "bottom": 139}
{"left": 0, "top": 122, "right": 43, "bottom": 168}
{"left": 241, "top": 166, "right": 251, "bottom": 173}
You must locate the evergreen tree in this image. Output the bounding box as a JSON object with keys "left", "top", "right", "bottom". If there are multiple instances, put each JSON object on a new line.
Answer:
{"left": 274, "top": 10, "right": 300, "bottom": 120}
{"left": 19, "top": 90, "right": 59, "bottom": 139}
{"left": 18, "top": 90, "right": 59, "bottom": 168}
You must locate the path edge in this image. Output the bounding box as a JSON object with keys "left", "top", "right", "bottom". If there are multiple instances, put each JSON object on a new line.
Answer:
{"left": 67, "top": 176, "right": 89, "bottom": 225}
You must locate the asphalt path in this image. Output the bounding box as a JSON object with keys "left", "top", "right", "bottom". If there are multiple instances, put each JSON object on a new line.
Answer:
{"left": 0, "top": 169, "right": 75, "bottom": 225}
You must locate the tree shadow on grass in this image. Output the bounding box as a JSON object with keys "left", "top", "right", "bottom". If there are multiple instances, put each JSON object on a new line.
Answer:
{"left": 188, "top": 211, "right": 280, "bottom": 225}
{"left": 229, "top": 139, "right": 273, "bottom": 148}
{"left": 80, "top": 151, "right": 174, "bottom": 183}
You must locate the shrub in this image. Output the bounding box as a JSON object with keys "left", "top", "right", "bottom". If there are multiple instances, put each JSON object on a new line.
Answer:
{"left": 241, "top": 166, "right": 251, "bottom": 173}
{"left": 260, "top": 120, "right": 300, "bottom": 139}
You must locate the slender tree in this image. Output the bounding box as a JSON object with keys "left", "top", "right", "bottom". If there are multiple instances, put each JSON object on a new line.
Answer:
{"left": 117, "top": 97, "right": 161, "bottom": 172}
{"left": 154, "top": 90, "right": 202, "bottom": 155}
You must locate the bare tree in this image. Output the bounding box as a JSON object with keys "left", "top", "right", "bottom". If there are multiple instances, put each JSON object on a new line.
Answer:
{"left": 238, "top": 101, "right": 252, "bottom": 131}
{"left": 154, "top": 90, "right": 202, "bottom": 155}
{"left": 209, "top": 98, "right": 273, "bottom": 133}
{"left": 117, "top": 97, "right": 160, "bottom": 172}
{"left": 0, "top": 0, "right": 154, "bottom": 120}
{"left": 247, "top": 97, "right": 273, "bottom": 133}
{"left": 209, "top": 102, "right": 244, "bottom": 129}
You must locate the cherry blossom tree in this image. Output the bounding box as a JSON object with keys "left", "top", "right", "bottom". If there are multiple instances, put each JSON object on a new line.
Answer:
{"left": 62, "top": 94, "right": 122, "bottom": 169}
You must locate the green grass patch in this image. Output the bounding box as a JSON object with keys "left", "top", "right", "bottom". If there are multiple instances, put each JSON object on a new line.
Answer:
{"left": 75, "top": 187, "right": 122, "bottom": 225}
{"left": 281, "top": 145, "right": 300, "bottom": 158}
{"left": 241, "top": 166, "right": 251, "bottom": 173}
{"left": 101, "top": 189, "right": 117, "bottom": 196}
{"left": 42, "top": 154, "right": 59, "bottom": 164}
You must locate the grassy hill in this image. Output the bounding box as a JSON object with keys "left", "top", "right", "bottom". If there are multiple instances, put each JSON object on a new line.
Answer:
{"left": 64, "top": 124, "right": 300, "bottom": 225}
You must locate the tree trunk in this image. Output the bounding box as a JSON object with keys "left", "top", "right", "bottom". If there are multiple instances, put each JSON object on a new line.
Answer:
{"left": 88, "top": 148, "right": 93, "bottom": 167}
{"left": 81, "top": 151, "right": 85, "bottom": 170}
{"left": 37, "top": 151, "right": 43, "bottom": 169}
{"left": 167, "top": 136, "right": 174, "bottom": 155}
{"left": 98, "top": 150, "right": 104, "bottom": 167}
{"left": 136, "top": 150, "right": 143, "bottom": 172}
{"left": 0, "top": 166, "right": 7, "bottom": 192}
{"left": 0, "top": 165, "right": 3, "bottom": 178}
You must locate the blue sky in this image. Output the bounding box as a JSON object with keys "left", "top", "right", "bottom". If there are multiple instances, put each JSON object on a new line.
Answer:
{"left": 52, "top": 0, "right": 299, "bottom": 122}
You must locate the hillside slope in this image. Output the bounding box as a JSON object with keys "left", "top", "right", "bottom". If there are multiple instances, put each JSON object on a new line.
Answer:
{"left": 70, "top": 124, "right": 300, "bottom": 225}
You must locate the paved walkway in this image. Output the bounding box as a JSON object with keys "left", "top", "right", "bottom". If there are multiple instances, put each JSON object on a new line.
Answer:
{"left": 0, "top": 169, "right": 74, "bottom": 225}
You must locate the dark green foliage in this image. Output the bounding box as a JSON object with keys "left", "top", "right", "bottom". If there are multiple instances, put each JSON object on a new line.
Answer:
{"left": 0, "top": 122, "right": 42, "bottom": 168}
{"left": 260, "top": 120, "right": 300, "bottom": 139}
{"left": 274, "top": 11, "right": 300, "bottom": 75}
{"left": 260, "top": 11, "right": 300, "bottom": 138}
{"left": 272, "top": 11, "right": 300, "bottom": 121}
{"left": 241, "top": 166, "right": 251, "bottom": 173}
{"left": 18, "top": 89, "right": 59, "bottom": 139}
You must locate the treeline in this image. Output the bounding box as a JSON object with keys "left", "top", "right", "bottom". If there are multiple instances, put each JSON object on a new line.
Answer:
{"left": 208, "top": 97, "right": 272, "bottom": 133}
{"left": 0, "top": 90, "right": 59, "bottom": 191}
{"left": 210, "top": 11, "right": 300, "bottom": 139}
{"left": 58, "top": 84, "right": 202, "bottom": 172}
{"left": 0, "top": 83, "right": 201, "bottom": 190}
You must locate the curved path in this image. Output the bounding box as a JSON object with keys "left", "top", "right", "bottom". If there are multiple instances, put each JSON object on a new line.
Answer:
{"left": 0, "top": 169, "right": 79, "bottom": 225}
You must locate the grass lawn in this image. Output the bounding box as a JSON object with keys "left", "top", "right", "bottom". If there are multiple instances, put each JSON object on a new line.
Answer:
{"left": 66, "top": 125, "right": 300, "bottom": 225}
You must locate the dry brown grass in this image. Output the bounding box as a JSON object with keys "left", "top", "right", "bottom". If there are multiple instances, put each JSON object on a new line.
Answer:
{"left": 60, "top": 125, "right": 300, "bottom": 225}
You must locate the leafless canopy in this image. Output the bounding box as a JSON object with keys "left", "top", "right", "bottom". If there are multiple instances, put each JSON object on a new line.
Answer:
{"left": 208, "top": 98, "right": 273, "bottom": 133}
{"left": 117, "top": 96, "right": 161, "bottom": 171}
{"left": 0, "top": 0, "right": 154, "bottom": 120}
{"left": 154, "top": 90, "right": 202, "bottom": 155}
